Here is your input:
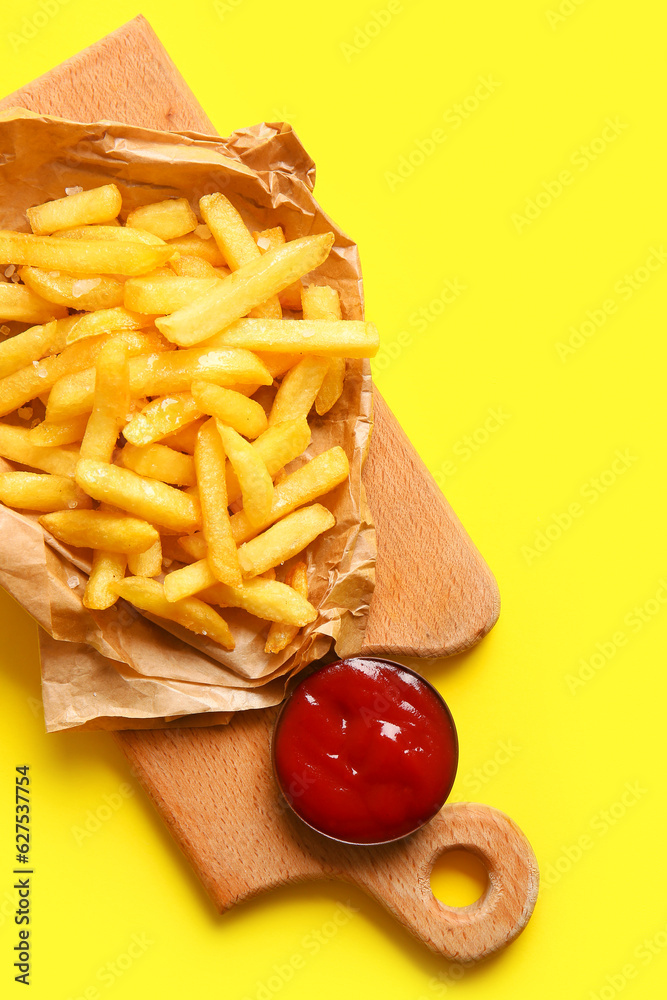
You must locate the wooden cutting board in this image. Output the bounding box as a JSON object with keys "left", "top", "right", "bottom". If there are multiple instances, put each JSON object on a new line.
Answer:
{"left": 0, "top": 17, "right": 538, "bottom": 962}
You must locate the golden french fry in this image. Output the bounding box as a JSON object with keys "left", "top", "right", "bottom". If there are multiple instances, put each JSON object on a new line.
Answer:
{"left": 265, "top": 561, "right": 309, "bottom": 653}
{"left": 0, "top": 320, "right": 61, "bottom": 379}
{"left": 254, "top": 352, "right": 302, "bottom": 379}
{"left": 53, "top": 224, "right": 164, "bottom": 245}
{"left": 65, "top": 307, "right": 150, "bottom": 344}
{"left": 161, "top": 535, "right": 195, "bottom": 565}
{"left": 301, "top": 284, "right": 346, "bottom": 415}
{"left": 119, "top": 442, "right": 196, "bottom": 486}
{"left": 157, "top": 417, "right": 206, "bottom": 455}
{"left": 191, "top": 381, "right": 267, "bottom": 439}
{"left": 83, "top": 550, "right": 127, "bottom": 610}
{"left": 195, "top": 419, "right": 241, "bottom": 586}
{"left": 28, "top": 414, "right": 89, "bottom": 447}
{"left": 122, "top": 393, "right": 201, "bottom": 447}
{"left": 0, "top": 471, "right": 91, "bottom": 512}
{"left": 0, "top": 282, "right": 69, "bottom": 324}
{"left": 170, "top": 254, "right": 226, "bottom": 279}
{"left": 75, "top": 459, "right": 200, "bottom": 533}
{"left": 226, "top": 417, "right": 311, "bottom": 504}
{"left": 0, "top": 424, "right": 79, "bottom": 477}
{"left": 268, "top": 355, "right": 330, "bottom": 426}
{"left": 177, "top": 532, "right": 206, "bottom": 561}
{"left": 237, "top": 504, "right": 335, "bottom": 579}
{"left": 127, "top": 538, "right": 162, "bottom": 578}
{"left": 46, "top": 345, "right": 269, "bottom": 423}
{"left": 253, "top": 227, "right": 304, "bottom": 310}
{"left": 203, "top": 575, "right": 316, "bottom": 626}
{"left": 156, "top": 234, "right": 334, "bottom": 347}
{"left": 19, "top": 267, "right": 125, "bottom": 310}
{"left": 216, "top": 421, "right": 273, "bottom": 527}
{"left": 207, "top": 318, "right": 379, "bottom": 358}
{"left": 124, "top": 275, "right": 219, "bottom": 314}
{"left": 27, "top": 184, "right": 122, "bottom": 235}
{"left": 230, "top": 446, "right": 349, "bottom": 543}
{"left": 126, "top": 198, "right": 198, "bottom": 241}
{"left": 39, "top": 509, "right": 159, "bottom": 553}
{"left": 0, "top": 231, "right": 174, "bottom": 275}
{"left": 199, "top": 192, "right": 281, "bottom": 318}
{"left": 163, "top": 558, "right": 215, "bottom": 602}
{"left": 167, "top": 233, "right": 227, "bottom": 266}
{"left": 112, "top": 576, "right": 234, "bottom": 650}
{"left": 80, "top": 339, "right": 130, "bottom": 462}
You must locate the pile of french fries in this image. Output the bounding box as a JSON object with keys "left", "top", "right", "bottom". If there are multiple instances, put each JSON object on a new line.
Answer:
{"left": 0, "top": 184, "right": 378, "bottom": 654}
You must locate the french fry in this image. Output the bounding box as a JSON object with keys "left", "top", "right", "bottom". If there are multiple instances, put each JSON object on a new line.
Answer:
{"left": 0, "top": 282, "right": 68, "bottom": 323}
{"left": 75, "top": 458, "right": 200, "bottom": 533}
{"left": 216, "top": 422, "right": 273, "bottom": 528}
{"left": 254, "top": 352, "right": 302, "bottom": 379}
{"left": 253, "top": 227, "right": 303, "bottom": 310}
{"left": 301, "top": 284, "right": 346, "bottom": 415}
{"left": 27, "top": 184, "right": 122, "bottom": 235}
{"left": 157, "top": 418, "right": 206, "bottom": 455}
{"left": 126, "top": 198, "right": 198, "bottom": 241}
{"left": 265, "top": 561, "right": 309, "bottom": 652}
{"left": 229, "top": 446, "right": 349, "bottom": 543}
{"left": 191, "top": 381, "right": 267, "bottom": 439}
{"left": 0, "top": 329, "right": 160, "bottom": 420}
{"left": 83, "top": 550, "right": 127, "bottom": 610}
{"left": 167, "top": 233, "right": 227, "bottom": 266}
{"left": 112, "top": 577, "right": 234, "bottom": 650}
{"left": 204, "top": 575, "right": 317, "bottom": 626}
{"left": 46, "top": 346, "right": 269, "bottom": 423}
{"left": 122, "top": 393, "right": 202, "bottom": 447}
{"left": 39, "top": 509, "right": 159, "bottom": 553}
{"left": 206, "top": 318, "right": 379, "bottom": 358}
{"left": 0, "top": 424, "right": 79, "bottom": 477}
{"left": 119, "top": 442, "right": 196, "bottom": 486}
{"left": 177, "top": 532, "right": 207, "bottom": 561}
{"left": 226, "top": 417, "right": 311, "bottom": 504}
{"left": 0, "top": 471, "right": 91, "bottom": 512}
{"left": 161, "top": 535, "right": 196, "bottom": 565}
{"left": 0, "top": 231, "right": 174, "bottom": 275}
{"left": 19, "top": 267, "right": 125, "bottom": 310}
{"left": 199, "top": 192, "right": 281, "bottom": 318}
{"left": 53, "top": 224, "right": 164, "bottom": 245}
{"left": 194, "top": 419, "right": 241, "bottom": 586}
{"left": 268, "top": 355, "right": 330, "bottom": 426}
{"left": 79, "top": 339, "right": 130, "bottom": 463}
{"left": 65, "top": 307, "right": 150, "bottom": 344}
{"left": 155, "top": 233, "right": 334, "bottom": 347}
{"left": 163, "top": 558, "right": 215, "bottom": 602}
{"left": 124, "top": 275, "right": 219, "bottom": 314}
{"left": 127, "top": 538, "right": 162, "bottom": 578}
{"left": 0, "top": 320, "right": 61, "bottom": 379}
{"left": 170, "top": 254, "right": 226, "bottom": 279}
{"left": 237, "top": 504, "right": 335, "bottom": 579}
{"left": 28, "top": 414, "right": 89, "bottom": 447}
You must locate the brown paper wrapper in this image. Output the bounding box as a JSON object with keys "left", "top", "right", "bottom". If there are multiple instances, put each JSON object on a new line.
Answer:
{"left": 0, "top": 110, "right": 376, "bottom": 732}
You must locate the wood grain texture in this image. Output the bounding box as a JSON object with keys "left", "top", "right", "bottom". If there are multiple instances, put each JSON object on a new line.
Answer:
{"left": 0, "top": 14, "right": 500, "bottom": 659}
{"left": 0, "top": 17, "right": 531, "bottom": 962}
{"left": 120, "top": 709, "right": 538, "bottom": 962}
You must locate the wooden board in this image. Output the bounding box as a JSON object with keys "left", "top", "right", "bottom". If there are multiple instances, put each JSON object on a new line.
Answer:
{"left": 0, "top": 18, "right": 536, "bottom": 963}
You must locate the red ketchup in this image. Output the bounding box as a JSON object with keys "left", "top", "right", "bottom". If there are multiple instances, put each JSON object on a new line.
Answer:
{"left": 272, "top": 657, "right": 458, "bottom": 844}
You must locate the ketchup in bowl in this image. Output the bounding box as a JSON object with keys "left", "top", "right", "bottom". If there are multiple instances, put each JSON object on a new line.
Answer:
{"left": 272, "top": 657, "right": 458, "bottom": 845}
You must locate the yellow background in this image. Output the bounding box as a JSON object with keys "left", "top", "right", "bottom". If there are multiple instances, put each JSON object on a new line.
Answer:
{"left": 1, "top": 1, "right": 666, "bottom": 997}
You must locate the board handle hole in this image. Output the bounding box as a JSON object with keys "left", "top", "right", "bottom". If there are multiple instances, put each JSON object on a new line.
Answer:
{"left": 430, "top": 848, "right": 489, "bottom": 908}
